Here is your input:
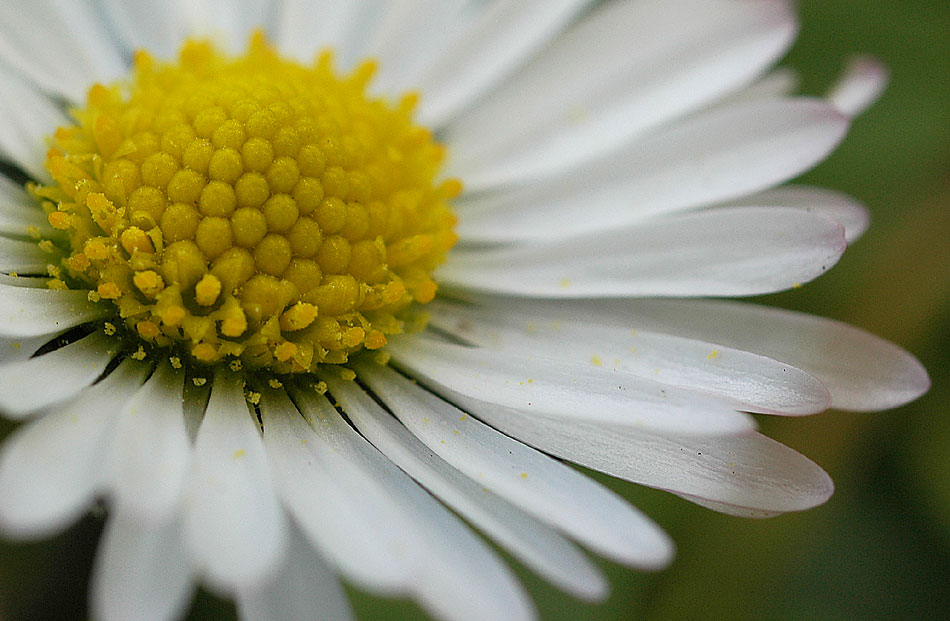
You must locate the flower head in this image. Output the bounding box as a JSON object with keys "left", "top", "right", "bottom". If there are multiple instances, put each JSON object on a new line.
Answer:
{"left": 0, "top": 1, "right": 929, "bottom": 620}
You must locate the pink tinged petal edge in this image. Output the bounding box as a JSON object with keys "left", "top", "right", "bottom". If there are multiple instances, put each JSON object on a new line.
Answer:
{"left": 828, "top": 55, "right": 889, "bottom": 117}
{"left": 0, "top": 360, "right": 148, "bottom": 538}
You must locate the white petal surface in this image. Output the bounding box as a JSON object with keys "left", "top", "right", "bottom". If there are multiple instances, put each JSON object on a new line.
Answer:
{"left": 387, "top": 335, "right": 754, "bottom": 436}
{"left": 427, "top": 300, "right": 831, "bottom": 415}
{"left": 260, "top": 388, "right": 421, "bottom": 593}
{"left": 0, "top": 330, "right": 115, "bottom": 419}
{"left": 444, "top": 207, "right": 846, "bottom": 298}
{"left": 110, "top": 362, "right": 190, "bottom": 522}
{"left": 472, "top": 297, "right": 929, "bottom": 412}
{"left": 184, "top": 0, "right": 275, "bottom": 51}
{"left": 829, "top": 55, "right": 889, "bottom": 117}
{"left": 91, "top": 513, "right": 194, "bottom": 621}
{"left": 236, "top": 526, "right": 353, "bottom": 621}
{"left": 0, "top": 69, "right": 67, "bottom": 182}
{"left": 335, "top": 376, "right": 609, "bottom": 599}
{"left": 446, "top": 0, "right": 798, "bottom": 188}
{"left": 0, "top": 333, "right": 57, "bottom": 363}
{"left": 99, "top": 0, "right": 189, "bottom": 59}
{"left": 455, "top": 99, "right": 850, "bottom": 242}
{"left": 726, "top": 185, "right": 870, "bottom": 243}
{"left": 353, "top": 364, "right": 673, "bottom": 570}
{"left": 184, "top": 371, "right": 287, "bottom": 593}
{"left": 0, "top": 0, "right": 125, "bottom": 102}
{"left": 0, "top": 237, "right": 58, "bottom": 274}
{"left": 294, "top": 386, "right": 534, "bottom": 621}
{"left": 275, "top": 0, "right": 382, "bottom": 67}
{"left": 438, "top": 393, "right": 833, "bottom": 516}
{"left": 417, "top": 0, "right": 593, "bottom": 127}
{"left": 0, "top": 285, "right": 105, "bottom": 337}
{"left": 0, "top": 361, "right": 147, "bottom": 537}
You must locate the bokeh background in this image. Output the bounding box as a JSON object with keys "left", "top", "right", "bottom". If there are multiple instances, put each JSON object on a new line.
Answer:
{"left": 1, "top": 1, "right": 948, "bottom": 619}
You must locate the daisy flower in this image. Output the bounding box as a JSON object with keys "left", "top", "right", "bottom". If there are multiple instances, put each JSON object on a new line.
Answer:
{"left": 0, "top": 1, "right": 929, "bottom": 620}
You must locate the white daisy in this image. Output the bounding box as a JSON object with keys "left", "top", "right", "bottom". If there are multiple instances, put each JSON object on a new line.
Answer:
{"left": 0, "top": 1, "right": 929, "bottom": 620}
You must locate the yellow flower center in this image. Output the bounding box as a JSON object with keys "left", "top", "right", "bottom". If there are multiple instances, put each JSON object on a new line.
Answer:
{"left": 33, "top": 33, "right": 458, "bottom": 373}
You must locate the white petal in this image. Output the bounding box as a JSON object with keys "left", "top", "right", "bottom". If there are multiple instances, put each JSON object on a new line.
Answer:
{"left": 443, "top": 397, "right": 833, "bottom": 516}
{"left": 455, "top": 98, "right": 850, "bottom": 242}
{"left": 0, "top": 361, "right": 147, "bottom": 537}
{"left": 0, "top": 68, "right": 68, "bottom": 181}
{"left": 360, "top": 0, "right": 472, "bottom": 95}
{"left": 354, "top": 364, "right": 673, "bottom": 572}
{"left": 725, "top": 185, "right": 870, "bottom": 243}
{"left": 330, "top": 375, "right": 609, "bottom": 600}
{"left": 91, "top": 513, "right": 194, "bottom": 621}
{"left": 828, "top": 56, "right": 889, "bottom": 117}
{"left": 293, "top": 385, "right": 535, "bottom": 621}
{"left": 444, "top": 207, "right": 846, "bottom": 298}
{"left": 722, "top": 67, "right": 799, "bottom": 104}
{"left": 0, "top": 273, "right": 49, "bottom": 288}
{"left": 446, "top": 0, "right": 797, "bottom": 188}
{"left": 110, "top": 362, "right": 190, "bottom": 522}
{"left": 183, "top": 0, "right": 275, "bottom": 51}
{"left": 0, "top": 284, "right": 104, "bottom": 337}
{"left": 0, "top": 236, "right": 58, "bottom": 274}
{"left": 417, "top": 0, "right": 593, "bottom": 127}
{"left": 236, "top": 526, "right": 353, "bottom": 621}
{"left": 274, "top": 0, "right": 381, "bottom": 66}
{"left": 0, "top": 329, "right": 116, "bottom": 419}
{"left": 0, "top": 333, "right": 58, "bottom": 363}
{"left": 387, "top": 335, "right": 754, "bottom": 436}
{"left": 98, "top": 0, "right": 189, "bottom": 59}
{"left": 427, "top": 300, "right": 831, "bottom": 415}
{"left": 259, "top": 388, "right": 421, "bottom": 593}
{"left": 0, "top": 0, "right": 125, "bottom": 102}
{"left": 183, "top": 371, "right": 288, "bottom": 593}
{"left": 477, "top": 297, "right": 929, "bottom": 412}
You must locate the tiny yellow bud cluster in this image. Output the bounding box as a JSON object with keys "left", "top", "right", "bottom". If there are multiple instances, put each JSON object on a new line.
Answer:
{"left": 33, "top": 33, "right": 458, "bottom": 372}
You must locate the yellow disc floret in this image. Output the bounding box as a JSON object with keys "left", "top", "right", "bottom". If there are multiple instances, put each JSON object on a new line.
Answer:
{"left": 33, "top": 33, "right": 458, "bottom": 373}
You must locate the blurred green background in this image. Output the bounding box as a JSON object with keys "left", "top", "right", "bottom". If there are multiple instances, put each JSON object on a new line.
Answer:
{"left": 1, "top": 1, "right": 948, "bottom": 619}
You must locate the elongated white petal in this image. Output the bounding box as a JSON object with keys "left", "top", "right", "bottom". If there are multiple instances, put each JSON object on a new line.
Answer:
{"left": 353, "top": 364, "right": 673, "bottom": 572}
{"left": 99, "top": 0, "right": 189, "bottom": 59}
{"left": 0, "top": 80, "right": 63, "bottom": 184}
{"left": 361, "top": 0, "right": 472, "bottom": 94}
{"left": 0, "top": 285, "right": 104, "bottom": 338}
{"left": 427, "top": 300, "right": 830, "bottom": 415}
{"left": 722, "top": 67, "right": 799, "bottom": 104}
{"left": 91, "top": 513, "right": 194, "bottom": 621}
{"left": 110, "top": 362, "right": 190, "bottom": 522}
{"left": 0, "top": 361, "right": 147, "bottom": 537}
{"left": 0, "top": 237, "right": 57, "bottom": 274}
{"left": 447, "top": 0, "right": 797, "bottom": 188}
{"left": 441, "top": 394, "right": 833, "bottom": 516}
{"left": 417, "top": 0, "right": 593, "bottom": 127}
{"left": 294, "top": 386, "right": 534, "bottom": 621}
{"left": 236, "top": 526, "right": 353, "bottom": 621}
{"left": 0, "top": 0, "right": 125, "bottom": 102}
{"left": 387, "top": 335, "right": 754, "bottom": 436}
{"left": 455, "top": 99, "right": 849, "bottom": 242}
{"left": 0, "top": 333, "right": 58, "bottom": 363}
{"left": 183, "top": 0, "right": 274, "bottom": 51}
{"left": 470, "top": 296, "right": 929, "bottom": 412}
{"left": 184, "top": 371, "right": 287, "bottom": 593}
{"left": 275, "top": 0, "right": 381, "bottom": 67}
{"left": 828, "top": 56, "right": 888, "bottom": 117}
{"left": 0, "top": 330, "right": 115, "bottom": 419}
{"left": 260, "top": 389, "right": 421, "bottom": 593}
{"left": 726, "top": 185, "right": 870, "bottom": 243}
{"left": 445, "top": 207, "right": 846, "bottom": 298}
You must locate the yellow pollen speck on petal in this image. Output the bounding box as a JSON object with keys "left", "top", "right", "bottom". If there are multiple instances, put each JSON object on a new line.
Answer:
{"left": 170, "top": 356, "right": 183, "bottom": 369}
{"left": 246, "top": 391, "right": 261, "bottom": 405}
{"left": 88, "top": 290, "right": 101, "bottom": 303}
{"left": 233, "top": 449, "right": 246, "bottom": 459}
{"left": 33, "top": 33, "right": 456, "bottom": 373}
{"left": 339, "top": 368, "right": 356, "bottom": 381}
{"left": 707, "top": 349, "right": 720, "bottom": 360}
{"left": 591, "top": 355, "right": 603, "bottom": 367}
{"left": 268, "top": 378, "right": 283, "bottom": 388}
{"left": 131, "top": 346, "right": 147, "bottom": 361}
{"left": 520, "top": 472, "right": 528, "bottom": 480}
{"left": 192, "top": 377, "right": 207, "bottom": 386}
{"left": 104, "top": 322, "right": 117, "bottom": 336}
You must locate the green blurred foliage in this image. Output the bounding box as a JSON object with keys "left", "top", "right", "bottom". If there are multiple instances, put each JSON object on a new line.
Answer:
{"left": 1, "top": 1, "right": 948, "bottom": 619}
